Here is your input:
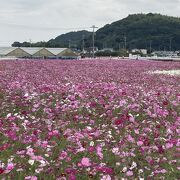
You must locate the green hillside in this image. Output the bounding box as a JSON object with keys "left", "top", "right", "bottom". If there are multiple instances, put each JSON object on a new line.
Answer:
{"left": 94, "top": 13, "right": 180, "bottom": 51}
{"left": 12, "top": 13, "right": 180, "bottom": 51}
{"left": 47, "top": 30, "right": 91, "bottom": 48}
{"left": 12, "top": 30, "right": 91, "bottom": 48}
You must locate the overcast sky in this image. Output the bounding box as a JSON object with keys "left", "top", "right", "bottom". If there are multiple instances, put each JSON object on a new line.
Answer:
{"left": 0, "top": 0, "right": 180, "bottom": 46}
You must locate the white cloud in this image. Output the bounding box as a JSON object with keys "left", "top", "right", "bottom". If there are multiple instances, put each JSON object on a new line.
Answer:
{"left": 0, "top": 0, "right": 180, "bottom": 46}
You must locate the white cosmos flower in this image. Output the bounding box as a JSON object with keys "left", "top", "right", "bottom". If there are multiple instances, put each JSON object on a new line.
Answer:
{"left": 28, "top": 159, "right": 35, "bottom": 165}
{"left": 112, "top": 147, "right": 119, "bottom": 154}
{"left": 7, "top": 113, "right": 11, "bottom": 118}
{"left": 130, "top": 161, "right": 137, "bottom": 170}
{"left": 138, "top": 169, "right": 144, "bottom": 174}
{"left": 24, "top": 93, "right": 29, "bottom": 97}
{"left": 87, "top": 126, "right": 92, "bottom": 130}
{"left": 122, "top": 167, "right": 127, "bottom": 172}
{"left": 90, "top": 141, "right": 94, "bottom": 146}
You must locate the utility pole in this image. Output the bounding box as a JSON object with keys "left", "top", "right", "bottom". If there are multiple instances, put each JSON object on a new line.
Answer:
{"left": 91, "top": 25, "right": 98, "bottom": 58}
{"left": 124, "top": 36, "right": 127, "bottom": 51}
{"left": 103, "top": 42, "right": 107, "bottom": 49}
{"left": 29, "top": 39, "right": 32, "bottom": 47}
{"left": 169, "top": 38, "right": 172, "bottom": 51}
{"left": 68, "top": 40, "right": 71, "bottom": 49}
{"left": 149, "top": 40, "right": 152, "bottom": 53}
{"left": 82, "top": 35, "right": 85, "bottom": 53}
{"left": 119, "top": 43, "right": 121, "bottom": 51}
{"left": 164, "top": 46, "right": 166, "bottom": 52}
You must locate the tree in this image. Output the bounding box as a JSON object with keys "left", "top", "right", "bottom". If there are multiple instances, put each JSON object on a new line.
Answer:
{"left": 12, "top": 41, "right": 22, "bottom": 47}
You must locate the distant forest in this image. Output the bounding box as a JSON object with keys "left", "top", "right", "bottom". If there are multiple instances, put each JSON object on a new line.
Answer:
{"left": 12, "top": 13, "right": 180, "bottom": 51}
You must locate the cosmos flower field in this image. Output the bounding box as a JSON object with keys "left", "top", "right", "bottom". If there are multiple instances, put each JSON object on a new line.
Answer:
{"left": 0, "top": 59, "right": 179, "bottom": 180}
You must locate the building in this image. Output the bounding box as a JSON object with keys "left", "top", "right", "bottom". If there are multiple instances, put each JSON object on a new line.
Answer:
{"left": 0, "top": 47, "right": 79, "bottom": 59}
{"left": 0, "top": 47, "right": 17, "bottom": 57}
{"left": 46, "top": 48, "right": 79, "bottom": 59}
{"left": 132, "top": 49, "right": 147, "bottom": 55}
{"left": 152, "top": 51, "right": 179, "bottom": 57}
{"left": 99, "top": 48, "right": 114, "bottom": 52}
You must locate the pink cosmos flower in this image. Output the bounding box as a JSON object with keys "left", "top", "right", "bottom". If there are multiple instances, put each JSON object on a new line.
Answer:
{"left": 160, "top": 169, "right": 167, "bottom": 174}
{"left": 129, "top": 116, "right": 135, "bottom": 123}
{"left": 126, "top": 170, "right": 133, "bottom": 176}
{"left": 41, "top": 141, "right": 48, "bottom": 148}
{"left": 65, "top": 168, "right": 77, "bottom": 174}
{"left": 25, "top": 176, "right": 38, "bottom": 180}
{"left": 137, "top": 141, "right": 143, "bottom": 146}
{"left": 26, "top": 148, "right": 34, "bottom": 156}
{"left": 101, "top": 175, "right": 111, "bottom": 180}
{"left": 165, "top": 143, "right": 173, "bottom": 149}
{"left": 127, "top": 135, "right": 135, "bottom": 143}
{"left": 88, "top": 146, "right": 95, "bottom": 153}
{"left": 0, "top": 143, "right": 10, "bottom": 151}
{"left": 59, "top": 151, "right": 68, "bottom": 160}
{"left": 48, "top": 130, "right": 59, "bottom": 137}
{"left": 97, "top": 145, "right": 103, "bottom": 159}
{"left": 134, "top": 129, "right": 139, "bottom": 134}
{"left": 154, "top": 169, "right": 167, "bottom": 174}
{"left": 96, "top": 166, "right": 113, "bottom": 174}
{"left": 81, "top": 157, "right": 91, "bottom": 167}
{"left": 31, "top": 155, "right": 44, "bottom": 161}
{"left": 7, "top": 131, "right": 17, "bottom": 140}
{"left": 69, "top": 174, "right": 76, "bottom": 180}
{"left": 6, "top": 162, "right": 14, "bottom": 171}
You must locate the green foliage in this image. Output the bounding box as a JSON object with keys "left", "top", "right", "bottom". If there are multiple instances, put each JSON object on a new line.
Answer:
{"left": 12, "top": 14, "right": 180, "bottom": 51}
{"left": 48, "top": 30, "right": 91, "bottom": 48}
{"left": 12, "top": 31, "right": 91, "bottom": 48}
{"left": 95, "top": 13, "right": 180, "bottom": 51}
{"left": 95, "top": 49, "right": 128, "bottom": 57}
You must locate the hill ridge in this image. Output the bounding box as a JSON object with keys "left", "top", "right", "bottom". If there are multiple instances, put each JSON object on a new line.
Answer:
{"left": 12, "top": 13, "right": 180, "bottom": 51}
